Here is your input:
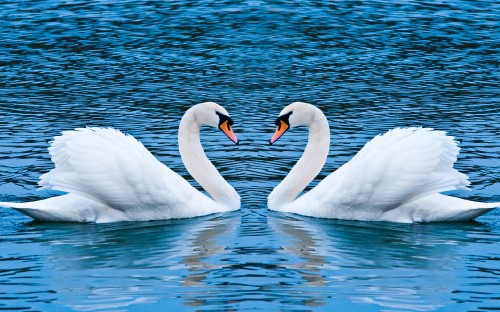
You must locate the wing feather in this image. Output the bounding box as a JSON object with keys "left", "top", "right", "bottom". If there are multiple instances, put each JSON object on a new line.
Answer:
{"left": 38, "top": 127, "right": 202, "bottom": 214}
{"left": 306, "top": 128, "right": 470, "bottom": 217}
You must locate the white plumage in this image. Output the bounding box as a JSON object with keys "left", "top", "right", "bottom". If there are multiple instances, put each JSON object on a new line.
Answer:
{"left": 1, "top": 102, "right": 240, "bottom": 222}
{"left": 269, "top": 102, "right": 499, "bottom": 223}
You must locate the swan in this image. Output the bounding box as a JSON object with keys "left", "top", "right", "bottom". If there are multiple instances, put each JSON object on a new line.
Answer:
{"left": 0, "top": 102, "right": 241, "bottom": 223}
{"left": 268, "top": 102, "right": 499, "bottom": 223}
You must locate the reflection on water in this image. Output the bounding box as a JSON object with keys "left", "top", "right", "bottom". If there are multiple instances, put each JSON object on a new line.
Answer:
{"left": 0, "top": 0, "right": 499, "bottom": 310}
{"left": 268, "top": 213, "right": 500, "bottom": 311}
{"left": 1, "top": 213, "right": 238, "bottom": 311}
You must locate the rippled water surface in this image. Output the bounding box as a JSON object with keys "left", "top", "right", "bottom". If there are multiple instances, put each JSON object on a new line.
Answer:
{"left": 1, "top": 0, "right": 499, "bottom": 311}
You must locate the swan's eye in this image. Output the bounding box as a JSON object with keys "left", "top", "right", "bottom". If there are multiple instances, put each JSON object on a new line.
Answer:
{"left": 216, "top": 111, "right": 234, "bottom": 126}
{"left": 275, "top": 111, "right": 293, "bottom": 127}
{"left": 274, "top": 117, "right": 281, "bottom": 126}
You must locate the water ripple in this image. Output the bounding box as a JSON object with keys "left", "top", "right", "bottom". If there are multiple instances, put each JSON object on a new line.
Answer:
{"left": 0, "top": 0, "right": 499, "bottom": 310}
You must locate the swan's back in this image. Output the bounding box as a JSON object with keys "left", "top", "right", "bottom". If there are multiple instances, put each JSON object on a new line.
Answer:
{"left": 38, "top": 128, "right": 215, "bottom": 219}
{"left": 295, "top": 128, "right": 476, "bottom": 221}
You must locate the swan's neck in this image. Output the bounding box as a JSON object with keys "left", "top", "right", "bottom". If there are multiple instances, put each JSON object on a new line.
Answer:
{"left": 178, "top": 111, "right": 240, "bottom": 209}
{"left": 268, "top": 108, "right": 330, "bottom": 210}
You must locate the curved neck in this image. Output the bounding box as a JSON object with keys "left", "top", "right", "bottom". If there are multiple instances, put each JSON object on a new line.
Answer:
{"left": 268, "top": 107, "right": 330, "bottom": 209}
{"left": 178, "top": 109, "right": 240, "bottom": 209}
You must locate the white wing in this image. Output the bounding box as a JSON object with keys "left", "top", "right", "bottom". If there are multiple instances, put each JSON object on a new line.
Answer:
{"left": 298, "top": 128, "right": 470, "bottom": 219}
{"left": 38, "top": 127, "right": 212, "bottom": 218}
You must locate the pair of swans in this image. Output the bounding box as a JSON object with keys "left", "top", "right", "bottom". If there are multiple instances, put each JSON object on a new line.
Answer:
{"left": 1, "top": 102, "right": 498, "bottom": 223}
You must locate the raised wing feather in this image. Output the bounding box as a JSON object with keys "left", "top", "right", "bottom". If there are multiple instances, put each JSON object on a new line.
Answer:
{"left": 38, "top": 128, "right": 205, "bottom": 215}
{"left": 304, "top": 128, "right": 470, "bottom": 218}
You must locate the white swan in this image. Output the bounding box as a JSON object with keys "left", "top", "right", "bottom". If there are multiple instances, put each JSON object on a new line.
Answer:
{"left": 0, "top": 102, "right": 241, "bottom": 223}
{"left": 268, "top": 102, "right": 499, "bottom": 223}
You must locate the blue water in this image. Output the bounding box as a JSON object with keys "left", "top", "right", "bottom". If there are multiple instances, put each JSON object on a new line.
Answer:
{"left": 1, "top": 0, "right": 499, "bottom": 311}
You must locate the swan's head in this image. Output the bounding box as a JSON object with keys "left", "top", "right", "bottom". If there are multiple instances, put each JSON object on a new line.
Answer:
{"left": 269, "top": 102, "right": 317, "bottom": 144}
{"left": 192, "top": 102, "right": 239, "bottom": 144}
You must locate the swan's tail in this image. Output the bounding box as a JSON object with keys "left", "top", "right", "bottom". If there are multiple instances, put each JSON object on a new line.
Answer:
{"left": 1, "top": 199, "right": 68, "bottom": 221}
{"left": 0, "top": 194, "right": 125, "bottom": 223}
{"left": 382, "top": 194, "right": 500, "bottom": 222}
{"left": 444, "top": 201, "right": 499, "bottom": 221}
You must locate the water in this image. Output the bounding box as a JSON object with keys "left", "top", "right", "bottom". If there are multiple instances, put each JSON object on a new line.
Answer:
{"left": 0, "top": 0, "right": 499, "bottom": 310}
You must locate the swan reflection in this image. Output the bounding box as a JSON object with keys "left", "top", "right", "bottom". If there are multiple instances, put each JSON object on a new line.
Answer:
{"left": 22, "top": 212, "right": 238, "bottom": 311}
{"left": 268, "top": 212, "right": 489, "bottom": 311}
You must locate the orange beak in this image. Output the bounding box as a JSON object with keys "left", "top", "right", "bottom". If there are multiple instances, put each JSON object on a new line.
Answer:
{"left": 219, "top": 120, "right": 239, "bottom": 144}
{"left": 269, "top": 120, "right": 289, "bottom": 144}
